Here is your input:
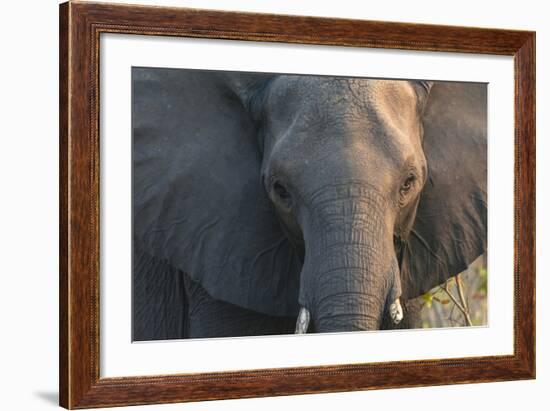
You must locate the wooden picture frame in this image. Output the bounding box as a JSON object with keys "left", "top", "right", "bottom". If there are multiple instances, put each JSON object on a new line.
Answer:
{"left": 59, "top": 1, "right": 535, "bottom": 408}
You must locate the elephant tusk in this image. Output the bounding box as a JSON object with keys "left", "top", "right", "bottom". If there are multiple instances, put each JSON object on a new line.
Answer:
{"left": 295, "top": 307, "right": 311, "bottom": 334}
{"left": 389, "top": 298, "right": 404, "bottom": 325}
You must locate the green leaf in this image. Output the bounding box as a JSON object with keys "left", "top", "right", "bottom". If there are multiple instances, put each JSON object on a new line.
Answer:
{"left": 421, "top": 292, "right": 433, "bottom": 308}
{"left": 477, "top": 266, "right": 488, "bottom": 295}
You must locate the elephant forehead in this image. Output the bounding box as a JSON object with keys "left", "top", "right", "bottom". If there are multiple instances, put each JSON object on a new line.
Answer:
{"left": 265, "top": 78, "right": 423, "bottom": 177}
{"left": 269, "top": 76, "right": 418, "bottom": 120}
{"left": 266, "top": 76, "right": 421, "bottom": 150}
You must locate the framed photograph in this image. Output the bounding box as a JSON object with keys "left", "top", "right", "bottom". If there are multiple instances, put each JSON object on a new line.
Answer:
{"left": 59, "top": 1, "right": 535, "bottom": 408}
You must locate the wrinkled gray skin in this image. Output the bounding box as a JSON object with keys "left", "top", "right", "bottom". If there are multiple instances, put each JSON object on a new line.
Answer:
{"left": 132, "top": 68, "right": 487, "bottom": 340}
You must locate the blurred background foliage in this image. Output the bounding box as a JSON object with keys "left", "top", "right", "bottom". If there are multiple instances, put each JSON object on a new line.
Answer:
{"left": 419, "top": 253, "right": 487, "bottom": 328}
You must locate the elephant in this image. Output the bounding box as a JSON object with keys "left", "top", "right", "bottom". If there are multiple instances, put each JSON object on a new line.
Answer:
{"left": 131, "top": 67, "right": 487, "bottom": 340}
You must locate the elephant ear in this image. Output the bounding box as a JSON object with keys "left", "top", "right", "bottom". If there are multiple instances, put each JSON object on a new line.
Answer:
{"left": 132, "top": 68, "right": 301, "bottom": 317}
{"left": 399, "top": 81, "right": 487, "bottom": 299}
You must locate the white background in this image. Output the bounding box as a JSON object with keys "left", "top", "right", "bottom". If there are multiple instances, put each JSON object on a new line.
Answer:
{"left": 0, "top": 0, "right": 546, "bottom": 410}
{"left": 101, "top": 34, "right": 514, "bottom": 377}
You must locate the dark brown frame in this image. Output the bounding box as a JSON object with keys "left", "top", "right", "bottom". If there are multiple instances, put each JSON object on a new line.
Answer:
{"left": 59, "top": 1, "right": 536, "bottom": 408}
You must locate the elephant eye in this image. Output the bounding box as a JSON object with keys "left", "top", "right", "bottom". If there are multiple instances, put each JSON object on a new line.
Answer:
{"left": 274, "top": 181, "right": 290, "bottom": 199}
{"left": 400, "top": 175, "right": 416, "bottom": 197}
{"left": 273, "top": 181, "right": 293, "bottom": 208}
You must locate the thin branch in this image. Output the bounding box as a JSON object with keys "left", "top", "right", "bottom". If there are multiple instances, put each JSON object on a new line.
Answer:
{"left": 442, "top": 278, "right": 473, "bottom": 327}
{"left": 455, "top": 275, "right": 473, "bottom": 326}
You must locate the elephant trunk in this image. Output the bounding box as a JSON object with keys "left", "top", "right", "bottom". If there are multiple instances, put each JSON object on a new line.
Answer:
{"left": 298, "top": 184, "right": 402, "bottom": 333}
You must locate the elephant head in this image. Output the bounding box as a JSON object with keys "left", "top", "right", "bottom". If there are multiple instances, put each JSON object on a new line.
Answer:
{"left": 132, "top": 68, "right": 487, "bottom": 334}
